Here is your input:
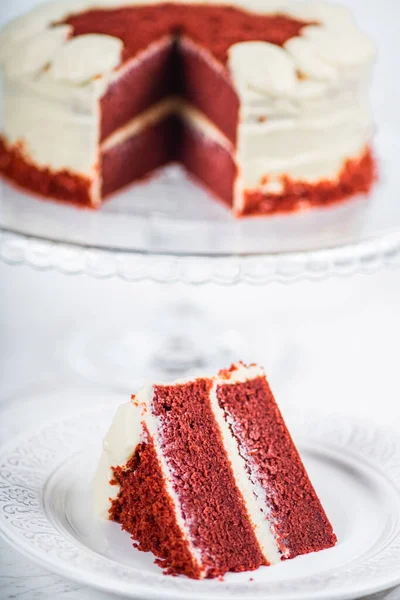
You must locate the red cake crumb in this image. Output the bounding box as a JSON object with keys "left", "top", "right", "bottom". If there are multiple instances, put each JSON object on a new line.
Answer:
{"left": 100, "top": 37, "right": 175, "bottom": 142}
{"left": 98, "top": 363, "right": 336, "bottom": 579}
{"left": 110, "top": 427, "right": 201, "bottom": 579}
{"left": 216, "top": 376, "right": 337, "bottom": 558}
{"left": 0, "top": 138, "right": 93, "bottom": 206}
{"left": 65, "top": 4, "right": 309, "bottom": 66}
{"left": 241, "top": 148, "right": 376, "bottom": 216}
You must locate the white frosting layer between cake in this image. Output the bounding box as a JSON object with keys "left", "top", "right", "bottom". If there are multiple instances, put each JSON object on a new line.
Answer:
{"left": 93, "top": 364, "right": 283, "bottom": 570}
{"left": 0, "top": 0, "right": 376, "bottom": 208}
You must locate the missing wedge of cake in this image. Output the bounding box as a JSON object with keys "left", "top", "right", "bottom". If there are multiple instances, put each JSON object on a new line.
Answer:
{"left": 0, "top": 1, "right": 376, "bottom": 216}
{"left": 93, "top": 363, "right": 336, "bottom": 579}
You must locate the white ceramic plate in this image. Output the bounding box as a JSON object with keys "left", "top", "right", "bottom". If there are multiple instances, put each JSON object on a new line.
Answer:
{"left": 0, "top": 407, "right": 400, "bottom": 600}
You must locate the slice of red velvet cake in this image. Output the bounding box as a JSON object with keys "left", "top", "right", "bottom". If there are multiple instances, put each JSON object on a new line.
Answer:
{"left": 0, "top": 1, "right": 376, "bottom": 216}
{"left": 94, "top": 363, "right": 336, "bottom": 579}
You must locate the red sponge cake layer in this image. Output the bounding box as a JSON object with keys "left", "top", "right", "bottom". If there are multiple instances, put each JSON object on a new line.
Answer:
{"left": 66, "top": 5, "right": 307, "bottom": 66}
{"left": 102, "top": 115, "right": 177, "bottom": 198}
{"left": 110, "top": 428, "right": 201, "bottom": 579}
{"left": 179, "top": 37, "right": 240, "bottom": 144}
{"left": 66, "top": 5, "right": 306, "bottom": 145}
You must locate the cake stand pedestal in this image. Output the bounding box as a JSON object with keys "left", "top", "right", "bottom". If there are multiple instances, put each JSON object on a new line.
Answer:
{"left": 1, "top": 118, "right": 400, "bottom": 388}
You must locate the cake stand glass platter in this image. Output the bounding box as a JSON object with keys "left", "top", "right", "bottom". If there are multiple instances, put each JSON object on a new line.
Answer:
{"left": 1, "top": 0, "right": 400, "bottom": 388}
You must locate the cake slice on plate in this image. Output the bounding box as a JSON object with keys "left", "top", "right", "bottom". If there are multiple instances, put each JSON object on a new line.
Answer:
{"left": 93, "top": 362, "right": 336, "bottom": 579}
{"left": 0, "top": 1, "right": 376, "bottom": 214}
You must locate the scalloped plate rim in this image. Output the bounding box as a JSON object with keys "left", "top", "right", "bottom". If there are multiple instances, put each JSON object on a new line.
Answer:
{"left": 1, "top": 409, "right": 400, "bottom": 600}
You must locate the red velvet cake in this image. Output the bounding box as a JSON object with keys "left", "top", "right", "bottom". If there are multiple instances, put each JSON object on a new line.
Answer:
{"left": 93, "top": 363, "right": 336, "bottom": 579}
{"left": 0, "top": 1, "right": 376, "bottom": 216}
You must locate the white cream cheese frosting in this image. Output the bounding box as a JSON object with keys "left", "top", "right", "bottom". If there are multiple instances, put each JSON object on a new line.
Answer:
{"left": 229, "top": 41, "right": 299, "bottom": 98}
{"left": 93, "top": 364, "right": 283, "bottom": 569}
{"left": 0, "top": 0, "right": 376, "bottom": 208}
{"left": 208, "top": 377, "right": 282, "bottom": 565}
{"left": 102, "top": 97, "right": 235, "bottom": 154}
{"left": 226, "top": 3, "right": 375, "bottom": 209}
{"left": 50, "top": 34, "right": 124, "bottom": 84}
{"left": 3, "top": 75, "right": 102, "bottom": 194}
{"left": 93, "top": 400, "right": 144, "bottom": 519}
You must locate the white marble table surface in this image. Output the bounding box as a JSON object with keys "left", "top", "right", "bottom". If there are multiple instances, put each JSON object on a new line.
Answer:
{"left": 1, "top": 259, "right": 400, "bottom": 599}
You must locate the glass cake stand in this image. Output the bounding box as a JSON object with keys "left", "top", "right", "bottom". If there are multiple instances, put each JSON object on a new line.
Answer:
{"left": 1, "top": 130, "right": 400, "bottom": 283}
{"left": 0, "top": 0, "right": 399, "bottom": 387}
